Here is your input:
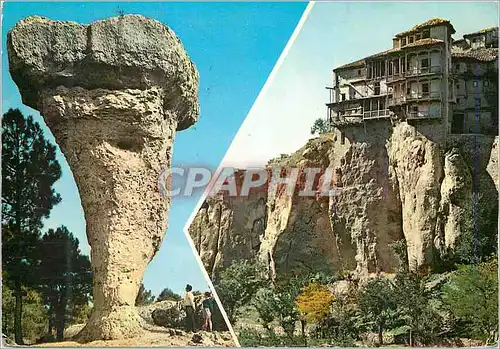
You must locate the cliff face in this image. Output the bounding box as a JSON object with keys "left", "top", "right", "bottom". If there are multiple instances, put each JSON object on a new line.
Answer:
{"left": 189, "top": 122, "right": 498, "bottom": 279}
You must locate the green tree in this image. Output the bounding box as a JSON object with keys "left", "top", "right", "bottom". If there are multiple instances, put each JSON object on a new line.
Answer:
{"left": 392, "top": 270, "right": 433, "bottom": 346}
{"left": 35, "top": 226, "right": 92, "bottom": 340}
{"left": 274, "top": 290, "right": 300, "bottom": 338}
{"left": 135, "top": 283, "right": 155, "bottom": 306}
{"left": 253, "top": 287, "right": 276, "bottom": 331}
{"left": 213, "top": 260, "right": 266, "bottom": 324}
{"left": 316, "top": 289, "right": 360, "bottom": 346}
{"left": 67, "top": 302, "right": 92, "bottom": 326}
{"left": 2, "top": 283, "right": 47, "bottom": 344}
{"left": 358, "top": 276, "right": 396, "bottom": 345}
{"left": 443, "top": 258, "right": 498, "bottom": 344}
{"left": 310, "top": 118, "right": 329, "bottom": 135}
{"left": 156, "top": 288, "right": 182, "bottom": 302}
{"left": 2, "top": 108, "right": 62, "bottom": 344}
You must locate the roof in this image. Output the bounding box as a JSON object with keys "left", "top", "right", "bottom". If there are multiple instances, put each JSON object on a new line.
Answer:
{"left": 335, "top": 58, "right": 365, "bottom": 70}
{"left": 463, "top": 26, "right": 498, "bottom": 37}
{"left": 395, "top": 18, "right": 456, "bottom": 37}
{"left": 452, "top": 47, "right": 498, "bottom": 62}
{"left": 334, "top": 39, "right": 444, "bottom": 71}
{"left": 404, "top": 38, "right": 444, "bottom": 49}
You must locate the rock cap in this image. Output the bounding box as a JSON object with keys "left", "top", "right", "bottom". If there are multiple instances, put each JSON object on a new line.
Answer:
{"left": 7, "top": 15, "right": 199, "bottom": 130}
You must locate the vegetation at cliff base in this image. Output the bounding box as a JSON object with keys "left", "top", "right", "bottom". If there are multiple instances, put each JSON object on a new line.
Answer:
{"left": 215, "top": 245, "right": 498, "bottom": 347}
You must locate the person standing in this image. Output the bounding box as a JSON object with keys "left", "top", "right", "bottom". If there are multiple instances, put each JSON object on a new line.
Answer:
{"left": 201, "top": 292, "right": 213, "bottom": 331}
{"left": 183, "top": 284, "right": 196, "bottom": 332}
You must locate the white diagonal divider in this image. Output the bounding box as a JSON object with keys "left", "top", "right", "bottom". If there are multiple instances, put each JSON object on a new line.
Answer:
{"left": 182, "top": 2, "right": 316, "bottom": 346}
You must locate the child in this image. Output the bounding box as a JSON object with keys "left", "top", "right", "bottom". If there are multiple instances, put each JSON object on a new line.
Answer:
{"left": 201, "top": 292, "right": 213, "bottom": 331}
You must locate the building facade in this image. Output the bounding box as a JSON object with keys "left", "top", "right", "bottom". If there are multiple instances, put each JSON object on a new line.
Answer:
{"left": 327, "top": 19, "right": 498, "bottom": 136}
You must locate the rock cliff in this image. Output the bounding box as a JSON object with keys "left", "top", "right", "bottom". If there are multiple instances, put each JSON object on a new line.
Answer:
{"left": 8, "top": 15, "right": 199, "bottom": 341}
{"left": 189, "top": 121, "right": 498, "bottom": 279}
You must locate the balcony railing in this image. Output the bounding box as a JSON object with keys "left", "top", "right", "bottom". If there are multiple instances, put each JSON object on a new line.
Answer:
{"left": 363, "top": 109, "right": 391, "bottom": 119}
{"left": 330, "top": 117, "right": 364, "bottom": 127}
{"left": 406, "top": 91, "right": 442, "bottom": 101}
{"left": 337, "top": 107, "right": 363, "bottom": 118}
{"left": 405, "top": 65, "right": 442, "bottom": 77}
{"left": 387, "top": 65, "right": 443, "bottom": 82}
{"left": 389, "top": 91, "right": 442, "bottom": 106}
{"left": 407, "top": 111, "right": 441, "bottom": 119}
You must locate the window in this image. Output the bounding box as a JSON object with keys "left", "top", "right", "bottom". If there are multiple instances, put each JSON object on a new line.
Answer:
{"left": 422, "top": 83, "right": 429, "bottom": 94}
{"left": 340, "top": 131, "right": 345, "bottom": 145}
{"left": 374, "top": 82, "right": 381, "bottom": 95}
{"left": 358, "top": 69, "right": 361, "bottom": 76}
{"left": 407, "top": 87, "right": 411, "bottom": 95}
{"left": 402, "top": 38, "right": 407, "bottom": 46}
{"left": 413, "top": 106, "right": 418, "bottom": 113}
{"left": 455, "top": 64, "right": 460, "bottom": 71}
{"left": 341, "top": 93, "right": 346, "bottom": 101}
{"left": 416, "top": 34, "right": 421, "bottom": 41}
{"left": 422, "top": 30, "right": 430, "bottom": 39}
{"left": 421, "top": 58, "right": 429, "bottom": 69}
{"left": 409, "top": 36, "right": 414, "bottom": 44}
{"left": 484, "top": 80, "right": 490, "bottom": 87}
{"left": 456, "top": 83, "right": 460, "bottom": 90}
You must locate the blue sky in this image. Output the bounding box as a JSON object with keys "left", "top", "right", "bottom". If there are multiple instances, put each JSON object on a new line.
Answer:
{"left": 225, "top": 1, "right": 499, "bottom": 168}
{"left": 2, "top": 1, "right": 307, "bottom": 296}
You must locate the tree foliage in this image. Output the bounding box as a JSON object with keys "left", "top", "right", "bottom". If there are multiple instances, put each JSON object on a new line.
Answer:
{"left": 296, "top": 283, "right": 334, "bottom": 325}
{"left": 358, "top": 276, "right": 396, "bottom": 345}
{"left": 2, "top": 108, "right": 62, "bottom": 344}
{"left": 35, "top": 226, "right": 92, "bottom": 340}
{"left": 214, "top": 260, "right": 266, "bottom": 324}
{"left": 310, "top": 118, "right": 329, "bottom": 135}
{"left": 443, "top": 258, "right": 498, "bottom": 344}
{"left": 156, "top": 287, "right": 182, "bottom": 302}
{"left": 2, "top": 284, "right": 47, "bottom": 344}
{"left": 392, "top": 269, "right": 438, "bottom": 346}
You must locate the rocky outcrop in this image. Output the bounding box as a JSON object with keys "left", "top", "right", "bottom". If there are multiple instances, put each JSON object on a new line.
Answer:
{"left": 8, "top": 15, "right": 199, "bottom": 341}
{"left": 189, "top": 123, "right": 498, "bottom": 278}
{"left": 138, "top": 297, "right": 228, "bottom": 332}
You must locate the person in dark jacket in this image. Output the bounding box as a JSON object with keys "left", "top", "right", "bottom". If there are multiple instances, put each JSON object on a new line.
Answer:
{"left": 201, "top": 291, "right": 214, "bottom": 331}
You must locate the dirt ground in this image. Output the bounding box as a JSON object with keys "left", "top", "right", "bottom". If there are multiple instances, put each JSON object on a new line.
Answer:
{"left": 33, "top": 326, "right": 235, "bottom": 347}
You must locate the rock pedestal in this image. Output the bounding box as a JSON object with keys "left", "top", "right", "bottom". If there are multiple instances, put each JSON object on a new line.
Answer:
{"left": 7, "top": 15, "right": 199, "bottom": 341}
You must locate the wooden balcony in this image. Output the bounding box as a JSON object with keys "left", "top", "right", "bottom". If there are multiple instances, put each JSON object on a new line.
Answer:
{"left": 387, "top": 65, "right": 443, "bottom": 83}
{"left": 407, "top": 111, "right": 442, "bottom": 120}
{"left": 363, "top": 109, "right": 391, "bottom": 119}
{"left": 405, "top": 65, "right": 442, "bottom": 77}
{"left": 330, "top": 116, "right": 364, "bottom": 128}
{"left": 389, "top": 91, "right": 442, "bottom": 106}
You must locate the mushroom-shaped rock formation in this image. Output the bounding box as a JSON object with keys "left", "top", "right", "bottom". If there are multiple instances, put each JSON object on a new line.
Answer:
{"left": 7, "top": 15, "right": 199, "bottom": 341}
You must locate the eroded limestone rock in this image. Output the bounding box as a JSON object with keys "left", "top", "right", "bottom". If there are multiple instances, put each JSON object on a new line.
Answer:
{"left": 189, "top": 123, "right": 498, "bottom": 279}
{"left": 8, "top": 15, "right": 199, "bottom": 341}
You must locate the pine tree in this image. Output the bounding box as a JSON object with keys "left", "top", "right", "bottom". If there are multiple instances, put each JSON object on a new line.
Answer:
{"left": 35, "top": 226, "right": 92, "bottom": 340}
{"left": 2, "top": 108, "right": 62, "bottom": 344}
